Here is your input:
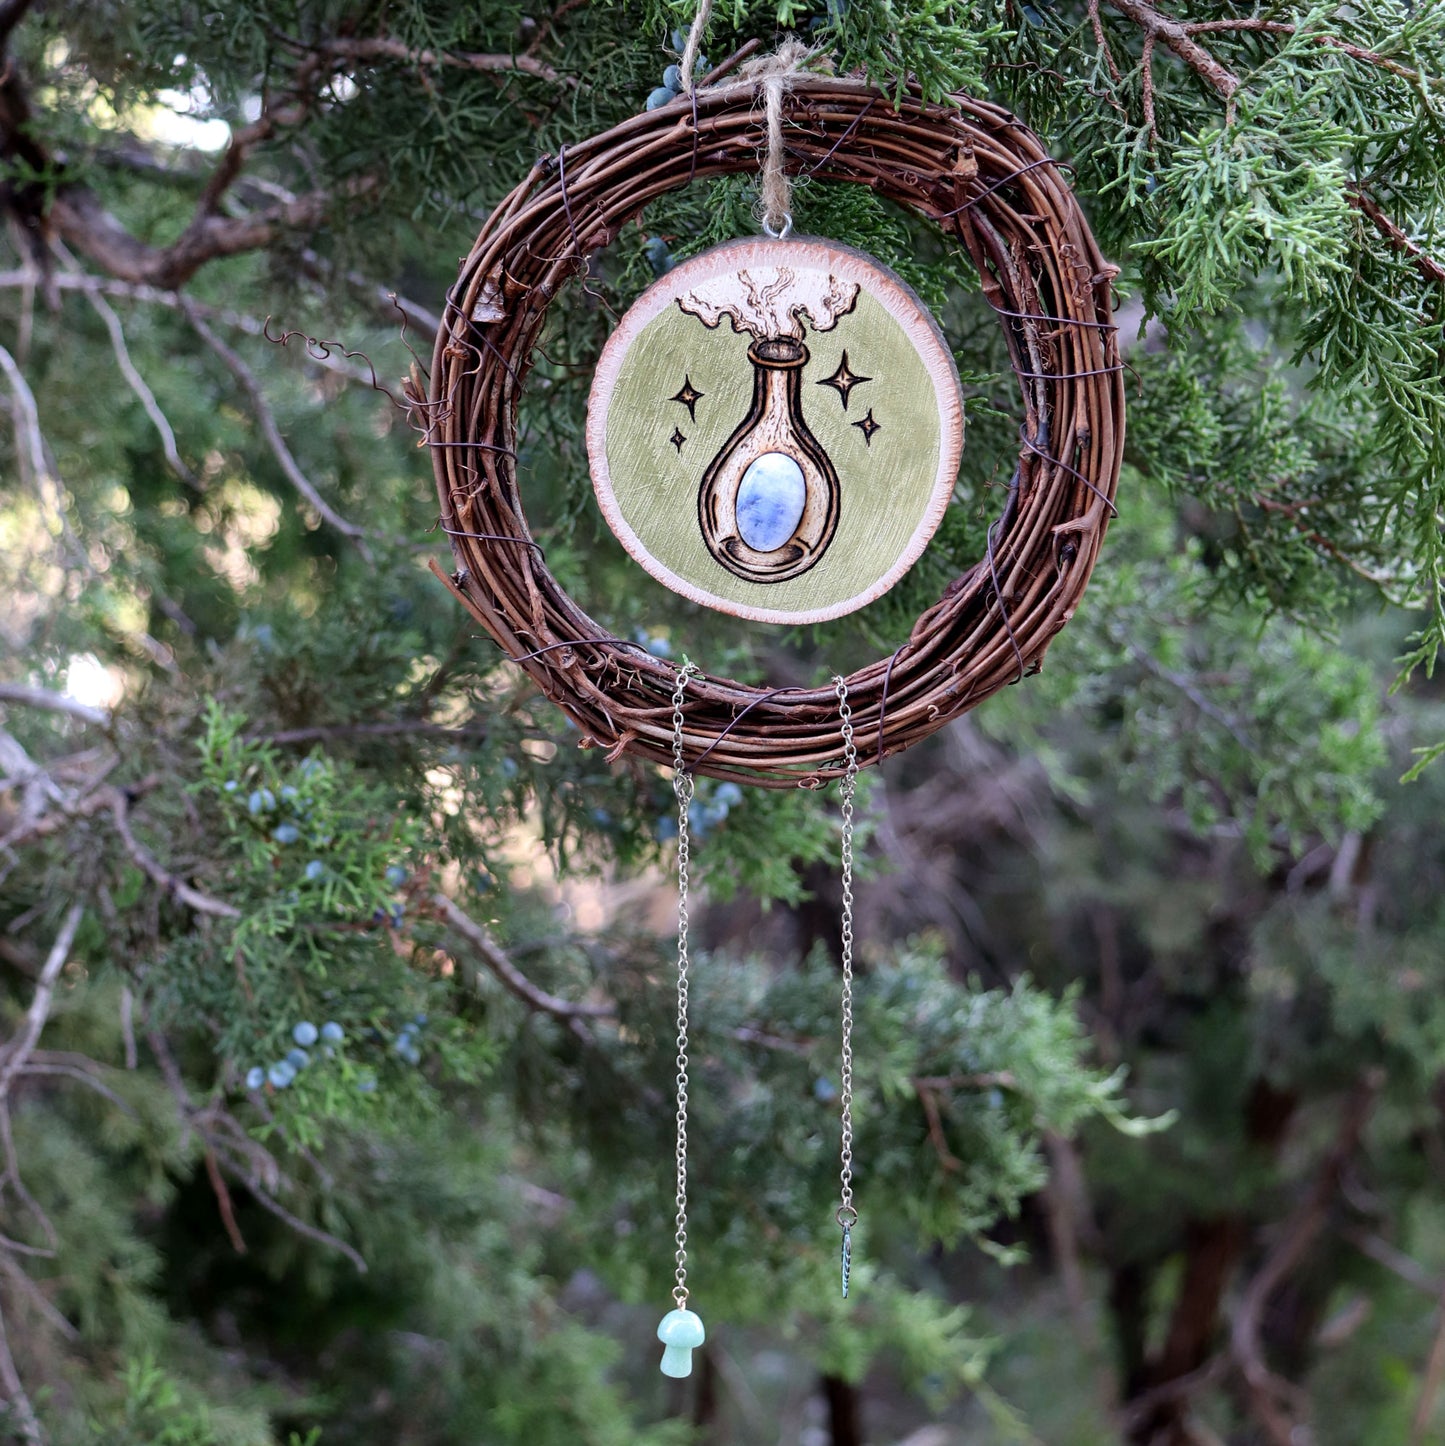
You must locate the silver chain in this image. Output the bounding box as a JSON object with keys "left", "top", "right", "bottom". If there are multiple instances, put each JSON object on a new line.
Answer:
{"left": 833, "top": 674, "right": 859, "bottom": 1297}
{"left": 670, "top": 663, "right": 699, "bottom": 1308}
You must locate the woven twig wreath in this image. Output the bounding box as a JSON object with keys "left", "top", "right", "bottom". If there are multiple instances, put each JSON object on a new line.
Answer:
{"left": 426, "top": 75, "right": 1124, "bottom": 787}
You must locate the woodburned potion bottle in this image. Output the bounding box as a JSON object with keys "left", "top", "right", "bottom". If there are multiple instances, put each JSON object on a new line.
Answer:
{"left": 698, "top": 335, "right": 840, "bottom": 583}
{"left": 677, "top": 263, "right": 861, "bottom": 585}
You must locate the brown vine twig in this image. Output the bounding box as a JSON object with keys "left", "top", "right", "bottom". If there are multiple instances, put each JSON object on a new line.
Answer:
{"left": 1184, "top": 18, "right": 1443, "bottom": 93}
{"left": 1103, "top": 0, "right": 1240, "bottom": 99}
{"left": 1086, "top": 0, "right": 1124, "bottom": 85}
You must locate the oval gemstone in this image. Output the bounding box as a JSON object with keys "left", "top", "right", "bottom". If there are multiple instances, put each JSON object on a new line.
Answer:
{"left": 735, "top": 452, "right": 806, "bottom": 553}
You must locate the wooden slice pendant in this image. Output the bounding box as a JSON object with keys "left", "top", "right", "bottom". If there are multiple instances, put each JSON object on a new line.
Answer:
{"left": 586, "top": 237, "right": 964, "bottom": 625}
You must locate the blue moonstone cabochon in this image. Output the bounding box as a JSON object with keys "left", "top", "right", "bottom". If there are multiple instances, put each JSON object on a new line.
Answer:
{"left": 735, "top": 451, "right": 806, "bottom": 553}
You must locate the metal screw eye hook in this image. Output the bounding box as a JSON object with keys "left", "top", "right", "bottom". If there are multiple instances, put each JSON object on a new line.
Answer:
{"left": 762, "top": 211, "right": 794, "bottom": 240}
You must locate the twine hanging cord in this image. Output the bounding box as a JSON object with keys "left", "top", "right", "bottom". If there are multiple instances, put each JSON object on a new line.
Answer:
{"left": 679, "top": 1, "right": 820, "bottom": 235}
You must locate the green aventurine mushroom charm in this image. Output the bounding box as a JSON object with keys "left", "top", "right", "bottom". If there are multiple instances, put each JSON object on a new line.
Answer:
{"left": 657, "top": 1307, "right": 706, "bottom": 1378}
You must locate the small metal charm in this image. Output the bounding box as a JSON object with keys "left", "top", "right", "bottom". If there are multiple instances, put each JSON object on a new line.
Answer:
{"left": 841, "top": 1221, "right": 852, "bottom": 1299}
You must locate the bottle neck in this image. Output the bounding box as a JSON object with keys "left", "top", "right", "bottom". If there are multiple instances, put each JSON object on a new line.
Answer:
{"left": 747, "top": 339, "right": 808, "bottom": 420}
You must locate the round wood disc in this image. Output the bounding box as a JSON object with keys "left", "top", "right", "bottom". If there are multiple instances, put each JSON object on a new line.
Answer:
{"left": 586, "top": 237, "right": 964, "bottom": 625}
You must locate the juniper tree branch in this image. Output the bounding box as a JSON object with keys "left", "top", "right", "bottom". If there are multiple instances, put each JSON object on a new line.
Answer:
{"left": 1347, "top": 187, "right": 1445, "bottom": 289}
{"left": 229, "top": 1170, "right": 366, "bottom": 1273}
{"left": 0, "top": 684, "right": 110, "bottom": 730}
{"left": 182, "top": 307, "right": 371, "bottom": 550}
{"left": 18, "top": 1056, "right": 135, "bottom": 1115}
{"left": 0, "top": 1247, "right": 77, "bottom": 1341}
{"left": 0, "top": 906, "right": 83, "bottom": 1105}
{"left": 1183, "top": 19, "right": 1444, "bottom": 93}
{"left": 0, "top": 1108, "right": 52, "bottom": 1250}
{"left": 0, "top": 342, "right": 52, "bottom": 495}
{"left": 1127, "top": 644, "right": 1258, "bottom": 754}
{"left": 1412, "top": 1275, "right": 1445, "bottom": 1443}
{"left": 0, "top": 41, "right": 365, "bottom": 290}
{"left": 1342, "top": 1228, "right": 1442, "bottom": 1295}
{"left": 0, "top": 776, "right": 160, "bottom": 853}
{"left": 203, "top": 1149, "right": 247, "bottom": 1256}
{"left": 0, "top": 271, "right": 393, "bottom": 387}
{"left": 0, "top": 1292, "right": 43, "bottom": 1445}
{"left": 107, "top": 791, "right": 241, "bottom": 919}
{"left": 73, "top": 275, "right": 195, "bottom": 485}
{"left": 1103, "top": 0, "right": 1240, "bottom": 98}
{"left": 0, "top": 906, "right": 82, "bottom": 1282}
{"left": 1103, "top": 3, "right": 1445, "bottom": 290}
{"left": 48, "top": 183, "right": 343, "bottom": 292}
{"left": 433, "top": 892, "right": 611, "bottom": 1022}
{"left": 305, "top": 35, "right": 564, "bottom": 86}
{"left": 1229, "top": 1071, "right": 1383, "bottom": 1446}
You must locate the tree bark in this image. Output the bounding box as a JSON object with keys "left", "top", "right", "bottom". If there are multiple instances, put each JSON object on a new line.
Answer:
{"left": 822, "top": 1373, "right": 864, "bottom": 1446}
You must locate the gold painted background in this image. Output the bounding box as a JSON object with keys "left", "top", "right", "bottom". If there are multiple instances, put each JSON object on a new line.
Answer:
{"left": 601, "top": 286, "right": 949, "bottom": 616}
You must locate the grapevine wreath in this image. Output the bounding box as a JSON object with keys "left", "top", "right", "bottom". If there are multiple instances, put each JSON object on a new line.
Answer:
{"left": 423, "top": 71, "right": 1124, "bottom": 783}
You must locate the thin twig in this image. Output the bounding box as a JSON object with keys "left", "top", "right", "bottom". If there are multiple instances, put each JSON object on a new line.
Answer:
{"left": 914, "top": 1079, "right": 962, "bottom": 1173}
{"left": 1183, "top": 18, "right": 1443, "bottom": 93}
{"left": 232, "top": 1171, "right": 366, "bottom": 1273}
{"left": 0, "top": 342, "right": 51, "bottom": 494}
{"left": 306, "top": 35, "right": 565, "bottom": 85}
{"left": 0, "top": 270, "right": 387, "bottom": 386}
{"left": 16, "top": 1061, "right": 134, "bottom": 1115}
{"left": 1104, "top": 0, "right": 1240, "bottom": 98}
{"left": 0, "top": 1248, "right": 76, "bottom": 1342}
{"left": 433, "top": 892, "right": 610, "bottom": 1023}
{"left": 0, "top": 1291, "right": 43, "bottom": 1445}
{"left": 1343, "top": 1227, "right": 1441, "bottom": 1295}
{"left": 0, "top": 340, "right": 91, "bottom": 574}
{"left": 1104, "top": 2, "right": 1445, "bottom": 288}
{"left": 78, "top": 280, "right": 195, "bottom": 484}
{"left": 0, "top": 907, "right": 81, "bottom": 1270}
{"left": 107, "top": 791, "right": 240, "bottom": 919}
{"left": 181, "top": 306, "right": 371, "bottom": 551}
{"left": 204, "top": 1149, "right": 247, "bottom": 1256}
{"left": 1086, "top": 0, "right": 1123, "bottom": 84}
{"left": 1347, "top": 186, "right": 1445, "bottom": 289}
{"left": 1140, "top": 32, "right": 1158, "bottom": 149}
{"left": 1127, "top": 643, "right": 1258, "bottom": 754}
{"left": 1230, "top": 1072, "right": 1383, "bottom": 1446}
{"left": 0, "top": 684, "right": 110, "bottom": 730}
{"left": 0, "top": 906, "right": 83, "bottom": 1104}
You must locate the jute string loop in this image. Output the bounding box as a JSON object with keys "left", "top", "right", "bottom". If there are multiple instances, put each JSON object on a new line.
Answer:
{"left": 738, "top": 38, "right": 816, "bottom": 233}
{"left": 677, "top": 0, "right": 712, "bottom": 98}
{"left": 679, "top": 2, "right": 818, "bottom": 234}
